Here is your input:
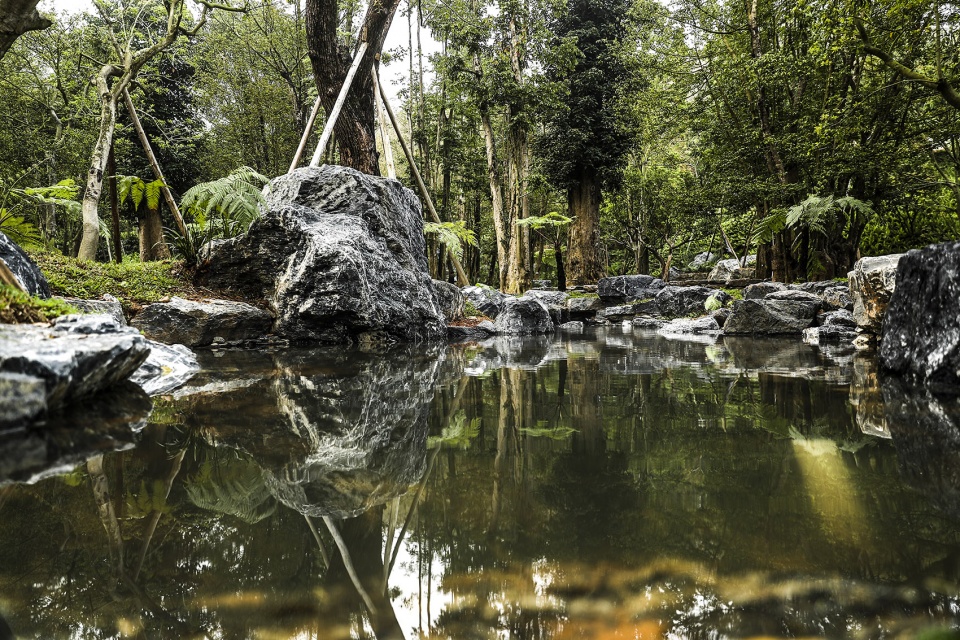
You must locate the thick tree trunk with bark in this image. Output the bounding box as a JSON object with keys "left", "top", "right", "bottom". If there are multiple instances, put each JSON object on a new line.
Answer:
{"left": 480, "top": 104, "right": 510, "bottom": 291}
{"left": 0, "top": 0, "right": 51, "bottom": 60}
{"left": 304, "top": 0, "right": 401, "bottom": 174}
{"left": 566, "top": 170, "right": 604, "bottom": 285}
{"left": 139, "top": 206, "right": 170, "bottom": 262}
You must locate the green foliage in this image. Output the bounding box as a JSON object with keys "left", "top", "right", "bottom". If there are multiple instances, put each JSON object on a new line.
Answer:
{"left": 117, "top": 175, "right": 165, "bottom": 212}
{"left": 515, "top": 211, "right": 573, "bottom": 230}
{"left": 0, "top": 284, "right": 78, "bottom": 324}
{"left": 704, "top": 295, "right": 722, "bottom": 312}
{"left": 566, "top": 291, "right": 599, "bottom": 299}
{"left": 180, "top": 166, "right": 268, "bottom": 238}
{"left": 519, "top": 424, "right": 577, "bottom": 440}
{"left": 424, "top": 221, "right": 478, "bottom": 263}
{"left": 464, "top": 299, "right": 483, "bottom": 318}
{"left": 30, "top": 250, "right": 193, "bottom": 307}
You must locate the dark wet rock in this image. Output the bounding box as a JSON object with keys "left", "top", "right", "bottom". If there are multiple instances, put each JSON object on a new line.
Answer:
{"left": 632, "top": 317, "right": 665, "bottom": 330}
{"left": 711, "top": 307, "right": 732, "bottom": 328}
{"left": 849, "top": 254, "right": 902, "bottom": 333}
{"left": 655, "top": 286, "right": 730, "bottom": 318}
{"left": 597, "top": 274, "right": 664, "bottom": 302}
{"left": 598, "top": 301, "right": 656, "bottom": 322}
{"left": 788, "top": 280, "right": 838, "bottom": 296}
{"left": 880, "top": 242, "right": 960, "bottom": 390}
{"left": 744, "top": 282, "right": 786, "bottom": 299}
{"left": 565, "top": 296, "right": 602, "bottom": 318}
{"left": 462, "top": 285, "right": 508, "bottom": 319}
{"left": 560, "top": 321, "right": 584, "bottom": 332}
{"left": 0, "top": 372, "right": 45, "bottom": 429}
{"left": 0, "top": 315, "right": 150, "bottom": 410}
{"left": 431, "top": 280, "right": 464, "bottom": 322}
{"left": 659, "top": 316, "right": 721, "bottom": 335}
{"left": 494, "top": 297, "right": 553, "bottom": 334}
{"left": 130, "top": 342, "right": 200, "bottom": 396}
{"left": 688, "top": 251, "right": 717, "bottom": 270}
{"left": 447, "top": 320, "right": 496, "bottom": 341}
{"left": 766, "top": 289, "right": 823, "bottom": 309}
{"left": 132, "top": 297, "right": 273, "bottom": 347}
{"left": 820, "top": 285, "right": 853, "bottom": 312}
{"left": 531, "top": 279, "right": 550, "bottom": 289}
{"left": 57, "top": 294, "right": 125, "bottom": 326}
{"left": 820, "top": 309, "right": 856, "bottom": 328}
{"left": 708, "top": 256, "right": 755, "bottom": 283}
{"left": 883, "top": 377, "right": 960, "bottom": 519}
{"left": 0, "top": 231, "right": 49, "bottom": 298}
{"left": 202, "top": 166, "right": 446, "bottom": 343}
{"left": 802, "top": 325, "right": 857, "bottom": 345}
{"left": 723, "top": 299, "right": 818, "bottom": 335}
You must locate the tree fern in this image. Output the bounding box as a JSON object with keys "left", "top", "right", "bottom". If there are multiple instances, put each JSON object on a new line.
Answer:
{"left": 753, "top": 194, "right": 873, "bottom": 246}
{"left": 424, "top": 220, "right": 478, "bottom": 262}
{"left": 515, "top": 211, "right": 573, "bottom": 230}
{"left": 180, "top": 166, "right": 268, "bottom": 238}
{"left": 117, "top": 176, "right": 165, "bottom": 212}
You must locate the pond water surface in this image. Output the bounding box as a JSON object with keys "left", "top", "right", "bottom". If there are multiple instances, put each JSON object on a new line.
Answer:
{"left": 2, "top": 327, "right": 960, "bottom": 639}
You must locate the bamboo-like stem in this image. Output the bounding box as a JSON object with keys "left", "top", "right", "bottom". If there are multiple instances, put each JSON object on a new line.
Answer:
{"left": 289, "top": 96, "right": 323, "bottom": 172}
{"left": 375, "top": 70, "right": 469, "bottom": 286}
{"left": 309, "top": 41, "right": 370, "bottom": 167}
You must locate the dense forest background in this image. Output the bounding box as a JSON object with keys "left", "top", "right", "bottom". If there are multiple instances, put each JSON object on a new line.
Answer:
{"left": 1, "top": 0, "right": 958, "bottom": 292}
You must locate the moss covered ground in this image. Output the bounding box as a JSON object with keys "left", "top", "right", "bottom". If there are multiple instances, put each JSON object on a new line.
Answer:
{"left": 0, "top": 285, "right": 78, "bottom": 323}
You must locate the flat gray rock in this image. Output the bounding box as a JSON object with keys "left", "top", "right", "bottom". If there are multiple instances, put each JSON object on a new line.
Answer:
{"left": 723, "top": 299, "right": 818, "bottom": 335}
{"left": 132, "top": 297, "right": 273, "bottom": 347}
{"left": 597, "top": 275, "right": 664, "bottom": 302}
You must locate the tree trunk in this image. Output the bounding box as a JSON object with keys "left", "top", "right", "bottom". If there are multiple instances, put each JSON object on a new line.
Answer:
{"left": 479, "top": 103, "right": 509, "bottom": 291}
{"left": 107, "top": 144, "right": 121, "bottom": 263}
{"left": 79, "top": 67, "right": 120, "bottom": 261}
{"left": 305, "top": 0, "right": 401, "bottom": 174}
{"left": 566, "top": 169, "right": 603, "bottom": 285}
{"left": 554, "top": 238, "right": 566, "bottom": 292}
{"left": 139, "top": 205, "right": 169, "bottom": 262}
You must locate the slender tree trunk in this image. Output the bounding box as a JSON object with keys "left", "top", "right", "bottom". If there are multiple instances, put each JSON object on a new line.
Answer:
{"left": 554, "top": 238, "right": 566, "bottom": 291}
{"left": 139, "top": 205, "right": 169, "bottom": 262}
{"left": 107, "top": 144, "right": 121, "bottom": 263}
{"left": 479, "top": 104, "right": 509, "bottom": 291}
{"left": 566, "top": 169, "right": 603, "bottom": 285}
{"left": 79, "top": 67, "right": 120, "bottom": 260}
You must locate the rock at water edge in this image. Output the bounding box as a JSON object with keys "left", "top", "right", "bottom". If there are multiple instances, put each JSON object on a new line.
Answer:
{"left": 849, "top": 254, "right": 902, "bottom": 334}
{"left": 132, "top": 297, "right": 274, "bottom": 347}
{"left": 0, "top": 231, "right": 50, "bottom": 298}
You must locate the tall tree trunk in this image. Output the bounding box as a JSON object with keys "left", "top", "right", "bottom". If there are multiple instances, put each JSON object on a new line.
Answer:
{"left": 305, "top": 0, "right": 401, "bottom": 175}
{"left": 479, "top": 104, "right": 509, "bottom": 291}
{"left": 107, "top": 144, "right": 121, "bottom": 263}
{"left": 139, "top": 205, "right": 169, "bottom": 262}
{"left": 554, "top": 238, "right": 566, "bottom": 291}
{"left": 566, "top": 169, "right": 603, "bottom": 285}
{"left": 79, "top": 66, "right": 120, "bottom": 261}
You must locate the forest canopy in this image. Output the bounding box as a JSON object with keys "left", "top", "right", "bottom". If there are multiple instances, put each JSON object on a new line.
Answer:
{"left": 0, "top": 0, "right": 957, "bottom": 291}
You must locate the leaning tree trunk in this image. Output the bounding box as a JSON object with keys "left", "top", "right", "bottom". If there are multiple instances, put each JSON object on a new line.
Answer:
{"left": 566, "top": 169, "right": 604, "bottom": 286}
{"left": 78, "top": 66, "right": 120, "bottom": 261}
{"left": 304, "top": 0, "right": 401, "bottom": 174}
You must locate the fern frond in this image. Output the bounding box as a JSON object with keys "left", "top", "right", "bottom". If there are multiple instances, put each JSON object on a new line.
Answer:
{"left": 424, "top": 220, "right": 477, "bottom": 262}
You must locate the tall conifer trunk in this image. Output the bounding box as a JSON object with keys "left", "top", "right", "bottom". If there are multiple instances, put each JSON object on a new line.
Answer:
{"left": 566, "top": 170, "right": 603, "bottom": 285}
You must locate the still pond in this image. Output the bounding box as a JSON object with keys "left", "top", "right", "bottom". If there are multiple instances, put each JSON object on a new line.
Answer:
{"left": 1, "top": 327, "right": 959, "bottom": 639}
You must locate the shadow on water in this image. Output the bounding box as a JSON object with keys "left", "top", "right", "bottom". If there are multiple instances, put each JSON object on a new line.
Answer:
{"left": 0, "top": 331, "right": 959, "bottom": 638}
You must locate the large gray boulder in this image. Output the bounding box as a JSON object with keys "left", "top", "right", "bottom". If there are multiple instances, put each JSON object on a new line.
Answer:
{"left": 597, "top": 274, "right": 664, "bottom": 302}
{"left": 723, "top": 299, "right": 819, "bottom": 335}
{"left": 688, "top": 251, "right": 717, "bottom": 270}
{"left": 130, "top": 342, "right": 200, "bottom": 396}
{"left": 880, "top": 242, "right": 960, "bottom": 390}
{"left": 0, "top": 231, "right": 49, "bottom": 297}
{"left": 132, "top": 297, "right": 273, "bottom": 347}
{"left": 0, "top": 314, "right": 150, "bottom": 410}
{"left": 462, "top": 285, "right": 508, "bottom": 318}
{"left": 494, "top": 297, "right": 554, "bottom": 334}
{"left": 524, "top": 289, "right": 569, "bottom": 307}
{"left": 431, "top": 280, "right": 464, "bottom": 323}
{"left": 203, "top": 166, "right": 447, "bottom": 343}
{"left": 849, "top": 254, "right": 902, "bottom": 334}
{"left": 655, "top": 286, "right": 730, "bottom": 317}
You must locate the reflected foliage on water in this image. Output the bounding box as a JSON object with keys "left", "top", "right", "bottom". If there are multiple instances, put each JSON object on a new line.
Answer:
{"left": 0, "top": 328, "right": 959, "bottom": 639}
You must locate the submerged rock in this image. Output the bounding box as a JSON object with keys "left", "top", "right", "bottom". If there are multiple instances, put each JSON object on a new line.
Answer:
{"left": 723, "top": 299, "right": 818, "bottom": 335}
{"left": 132, "top": 297, "right": 274, "bottom": 348}
{"left": 880, "top": 242, "right": 960, "bottom": 390}
{"left": 203, "top": 166, "right": 447, "bottom": 343}
{"left": 447, "top": 320, "right": 496, "bottom": 341}
{"left": 0, "top": 231, "right": 49, "bottom": 298}
{"left": 849, "top": 254, "right": 902, "bottom": 334}
{"left": 597, "top": 274, "right": 664, "bottom": 302}
{"left": 494, "top": 297, "right": 554, "bottom": 334}
{"left": 0, "top": 372, "right": 46, "bottom": 428}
